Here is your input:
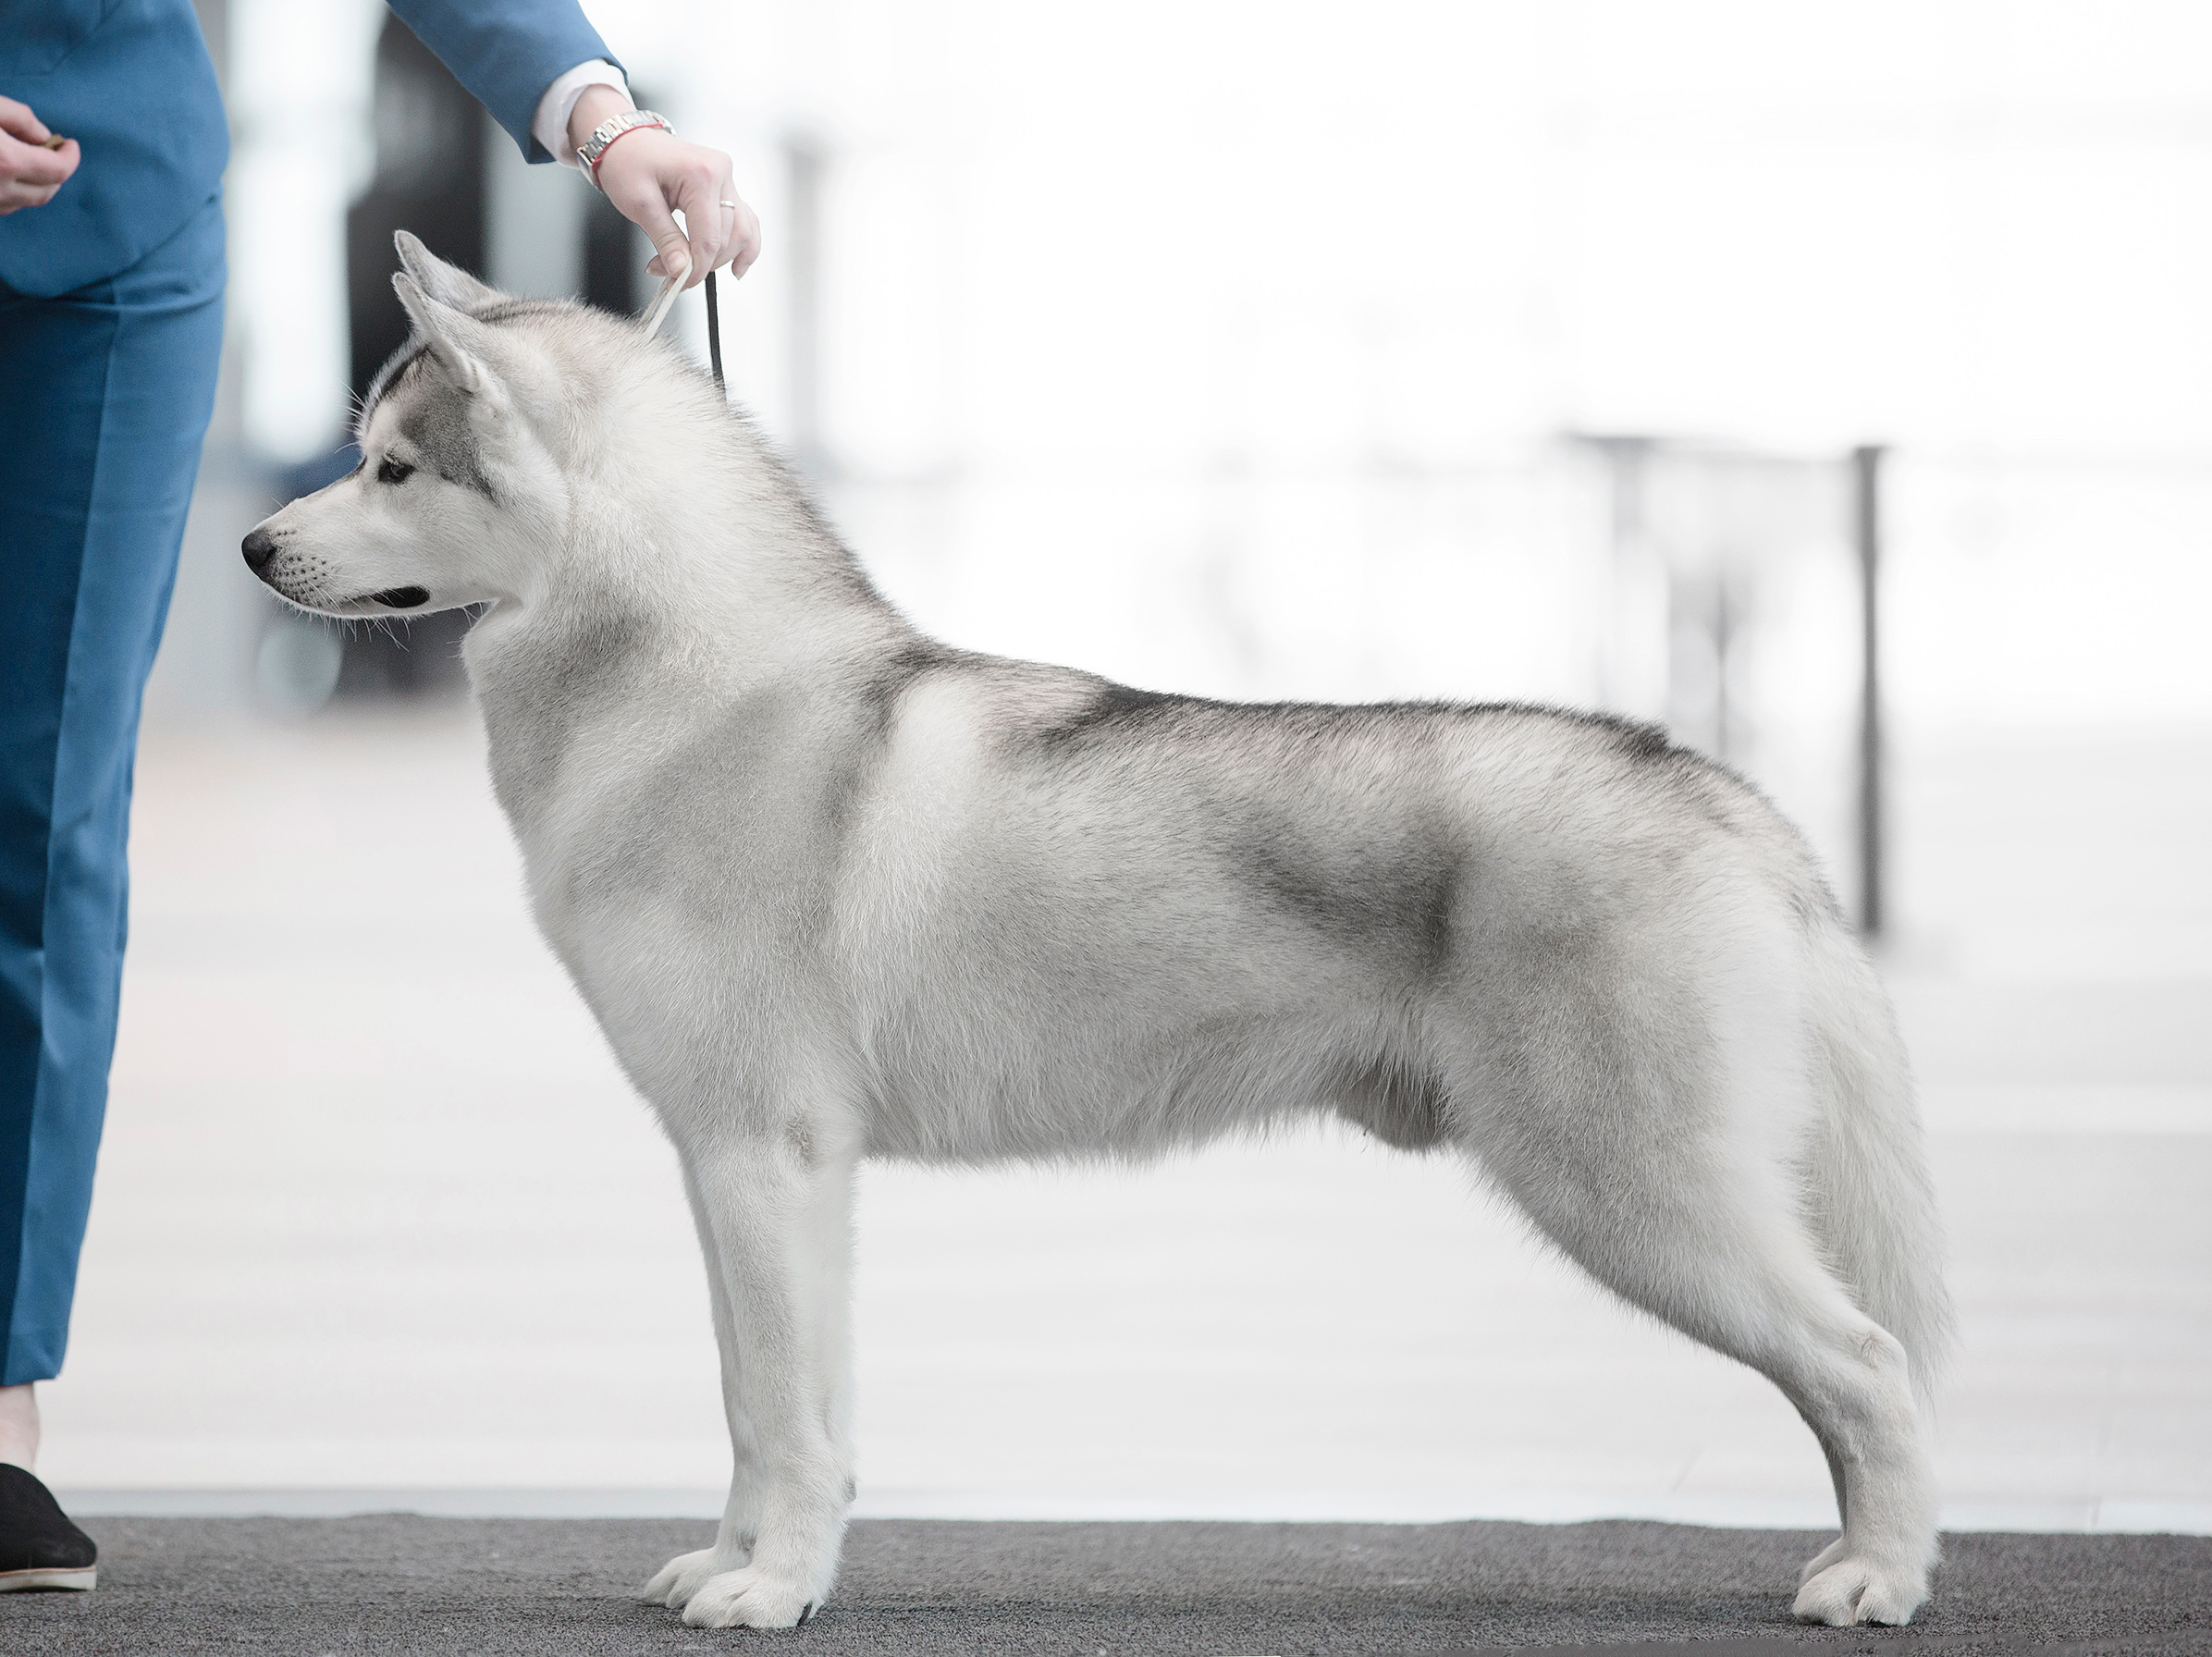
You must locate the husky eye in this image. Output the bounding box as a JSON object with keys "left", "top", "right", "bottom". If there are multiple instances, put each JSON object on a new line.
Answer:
{"left": 377, "top": 457, "right": 416, "bottom": 485}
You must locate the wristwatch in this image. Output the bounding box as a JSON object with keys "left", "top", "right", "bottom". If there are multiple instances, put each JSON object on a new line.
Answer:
{"left": 577, "top": 109, "right": 673, "bottom": 189}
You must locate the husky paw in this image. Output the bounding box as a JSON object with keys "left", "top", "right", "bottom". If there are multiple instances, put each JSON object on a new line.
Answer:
{"left": 679, "top": 1564, "right": 818, "bottom": 1629}
{"left": 1793, "top": 1554, "right": 1928, "bottom": 1626}
{"left": 641, "top": 1546, "right": 743, "bottom": 1608}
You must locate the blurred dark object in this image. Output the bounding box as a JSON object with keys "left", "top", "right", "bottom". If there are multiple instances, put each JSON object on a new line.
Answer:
{"left": 1853, "top": 445, "right": 1886, "bottom": 939}
{"left": 1571, "top": 433, "right": 1886, "bottom": 939}
{"left": 341, "top": 14, "right": 485, "bottom": 698}
{"left": 783, "top": 133, "right": 829, "bottom": 478}
{"left": 582, "top": 178, "right": 641, "bottom": 315}
{"left": 347, "top": 16, "right": 485, "bottom": 400}
{"left": 333, "top": 31, "right": 655, "bottom": 698}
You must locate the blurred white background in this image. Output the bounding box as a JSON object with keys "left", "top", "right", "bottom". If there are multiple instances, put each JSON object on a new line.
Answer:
{"left": 47, "top": 1, "right": 2212, "bottom": 1528}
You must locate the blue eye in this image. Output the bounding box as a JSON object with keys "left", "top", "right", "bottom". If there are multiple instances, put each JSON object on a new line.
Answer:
{"left": 377, "top": 457, "right": 416, "bottom": 485}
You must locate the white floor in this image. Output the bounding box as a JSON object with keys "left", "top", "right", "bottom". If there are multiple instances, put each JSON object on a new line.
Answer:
{"left": 42, "top": 709, "right": 2212, "bottom": 1533}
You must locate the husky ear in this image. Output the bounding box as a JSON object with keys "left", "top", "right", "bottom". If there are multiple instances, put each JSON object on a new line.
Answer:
{"left": 392, "top": 271, "right": 505, "bottom": 399}
{"left": 393, "top": 229, "right": 503, "bottom": 314}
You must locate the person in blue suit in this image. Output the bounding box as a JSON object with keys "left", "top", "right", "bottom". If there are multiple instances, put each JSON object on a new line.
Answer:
{"left": 0, "top": 0, "right": 759, "bottom": 1588}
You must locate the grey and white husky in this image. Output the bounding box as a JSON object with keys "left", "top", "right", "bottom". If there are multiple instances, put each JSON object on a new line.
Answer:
{"left": 243, "top": 232, "right": 1952, "bottom": 1630}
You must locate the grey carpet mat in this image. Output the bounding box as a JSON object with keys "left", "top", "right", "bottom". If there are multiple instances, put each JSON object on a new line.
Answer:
{"left": 3, "top": 1516, "right": 2206, "bottom": 1655}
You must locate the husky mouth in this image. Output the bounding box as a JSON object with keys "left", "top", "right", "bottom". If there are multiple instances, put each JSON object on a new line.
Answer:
{"left": 369, "top": 586, "right": 430, "bottom": 609}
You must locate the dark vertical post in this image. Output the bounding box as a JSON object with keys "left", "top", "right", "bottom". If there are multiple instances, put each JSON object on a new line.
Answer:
{"left": 783, "top": 134, "right": 828, "bottom": 478}
{"left": 1592, "top": 435, "right": 1649, "bottom": 718}
{"left": 339, "top": 14, "right": 486, "bottom": 698}
{"left": 1852, "top": 445, "right": 1886, "bottom": 939}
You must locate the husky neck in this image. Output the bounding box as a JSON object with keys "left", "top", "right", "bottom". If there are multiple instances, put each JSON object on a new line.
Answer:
{"left": 465, "top": 358, "right": 911, "bottom": 830}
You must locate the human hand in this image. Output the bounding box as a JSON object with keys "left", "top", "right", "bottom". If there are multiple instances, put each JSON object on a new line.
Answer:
{"left": 0, "top": 96, "right": 79, "bottom": 215}
{"left": 569, "top": 85, "right": 760, "bottom": 291}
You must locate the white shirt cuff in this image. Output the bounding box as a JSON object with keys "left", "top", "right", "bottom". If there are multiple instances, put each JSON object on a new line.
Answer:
{"left": 533, "top": 59, "right": 633, "bottom": 167}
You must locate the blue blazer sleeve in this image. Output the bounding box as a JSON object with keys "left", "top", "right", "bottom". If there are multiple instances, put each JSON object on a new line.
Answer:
{"left": 385, "top": 0, "right": 621, "bottom": 164}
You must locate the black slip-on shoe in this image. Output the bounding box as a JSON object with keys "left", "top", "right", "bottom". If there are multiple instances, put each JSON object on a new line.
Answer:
{"left": 0, "top": 1463, "right": 97, "bottom": 1591}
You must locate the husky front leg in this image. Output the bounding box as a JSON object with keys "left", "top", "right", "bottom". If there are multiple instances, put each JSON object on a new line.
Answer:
{"left": 637, "top": 1156, "right": 766, "bottom": 1605}
{"left": 643, "top": 1120, "right": 857, "bottom": 1629}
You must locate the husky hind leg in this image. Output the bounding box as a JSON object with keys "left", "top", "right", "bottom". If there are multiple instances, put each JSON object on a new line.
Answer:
{"left": 1788, "top": 918, "right": 1953, "bottom": 1616}
{"left": 1798, "top": 920, "right": 1955, "bottom": 1408}
{"left": 1482, "top": 1131, "right": 1936, "bottom": 1623}
{"left": 1447, "top": 942, "right": 1940, "bottom": 1625}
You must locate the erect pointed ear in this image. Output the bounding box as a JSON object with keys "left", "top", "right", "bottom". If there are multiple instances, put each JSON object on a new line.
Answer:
{"left": 393, "top": 229, "right": 504, "bottom": 314}
{"left": 392, "top": 272, "right": 507, "bottom": 401}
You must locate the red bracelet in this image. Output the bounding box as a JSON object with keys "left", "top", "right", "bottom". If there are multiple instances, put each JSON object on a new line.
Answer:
{"left": 579, "top": 111, "right": 672, "bottom": 191}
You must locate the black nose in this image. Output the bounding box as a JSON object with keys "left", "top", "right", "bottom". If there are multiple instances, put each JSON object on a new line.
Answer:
{"left": 241, "top": 525, "right": 278, "bottom": 572}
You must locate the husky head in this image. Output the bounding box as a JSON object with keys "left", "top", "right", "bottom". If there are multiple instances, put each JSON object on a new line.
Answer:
{"left": 240, "top": 232, "right": 591, "bottom": 619}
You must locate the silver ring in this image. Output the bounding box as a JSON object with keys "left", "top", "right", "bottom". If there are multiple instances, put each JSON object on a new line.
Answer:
{"left": 719, "top": 199, "right": 738, "bottom": 209}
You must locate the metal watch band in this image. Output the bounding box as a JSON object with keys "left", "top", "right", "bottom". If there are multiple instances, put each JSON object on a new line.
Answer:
{"left": 577, "top": 110, "right": 673, "bottom": 188}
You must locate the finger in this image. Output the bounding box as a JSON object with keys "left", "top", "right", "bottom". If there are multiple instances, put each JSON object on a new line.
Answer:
{"left": 0, "top": 179, "right": 60, "bottom": 211}
{"left": 0, "top": 97, "right": 50, "bottom": 143}
{"left": 717, "top": 167, "right": 760, "bottom": 274}
{"left": 709, "top": 164, "right": 743, "bottom": 273}
{"left": 728, "top": 201, "right": 762, "bottom": 279}
{"left": 675, "top": 170, "right": 727, "bottom": 285}
{"left": 0, "top": 132, "right": 74, "bottom": 189}
{"left": 0, "top": 162, "right": 68, "bottom": 205}
{"left": 611, "top": 172, "right": 693, "bottom": 289}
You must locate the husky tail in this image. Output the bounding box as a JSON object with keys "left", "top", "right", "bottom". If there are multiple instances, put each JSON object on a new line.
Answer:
{"left": 1800, "top": 919, "right": 1955, "bottom": 1406}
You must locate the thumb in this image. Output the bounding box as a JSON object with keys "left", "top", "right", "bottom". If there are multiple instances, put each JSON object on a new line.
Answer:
{"left": 616, "top": 183, "right": 693, "bottom": 288}
{"left": 0, "top": 97, "right": 52, "bottom": 143}
{"left": 645, "top": 229, "right": 692, "bottom": 287}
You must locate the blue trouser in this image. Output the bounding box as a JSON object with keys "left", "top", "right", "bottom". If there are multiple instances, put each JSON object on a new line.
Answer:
{"left": 0, "top": 193, "right": 225, "bottom": 1387}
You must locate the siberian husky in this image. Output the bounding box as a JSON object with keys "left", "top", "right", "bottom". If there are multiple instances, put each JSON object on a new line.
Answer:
{"left": 241, "top": 232, "right": 1952, "bottom": 1630}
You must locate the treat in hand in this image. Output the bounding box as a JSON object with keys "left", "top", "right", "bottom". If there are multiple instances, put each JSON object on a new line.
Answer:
{"left": 0, "top": 94, "right": 80, "bottom": 215}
